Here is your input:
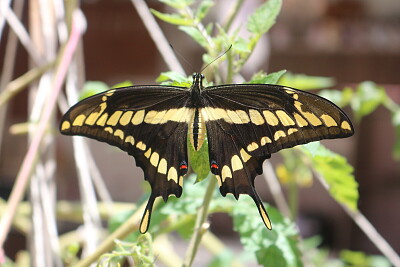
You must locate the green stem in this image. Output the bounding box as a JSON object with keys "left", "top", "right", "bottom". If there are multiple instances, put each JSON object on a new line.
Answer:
{"left": 182, "top": 176, "right": 217, "bottom": 267}
{"left": 223, "top": 0, "right": 245, "bottom": 32}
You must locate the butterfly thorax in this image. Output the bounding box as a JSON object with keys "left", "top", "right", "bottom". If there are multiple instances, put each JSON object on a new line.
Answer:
{"left": 189, "top": 73, "right": 206, "bottom": 151}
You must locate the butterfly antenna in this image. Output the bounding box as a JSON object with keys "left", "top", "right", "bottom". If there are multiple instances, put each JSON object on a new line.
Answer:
{"left": 169, "top": 43, "right": 195, "bottom": 73}
{"left": 200, "top": 44, "right": 232, "bottom": 73}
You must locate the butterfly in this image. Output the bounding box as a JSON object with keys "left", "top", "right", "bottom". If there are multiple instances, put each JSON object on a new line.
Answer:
{"left": 60, "top": 72, "right": 354, "bottom": 233}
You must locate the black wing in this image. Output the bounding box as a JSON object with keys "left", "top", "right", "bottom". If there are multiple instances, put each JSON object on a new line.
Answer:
{"left": 201, "top": 83, "right": 354, "bottom": 229}
{"left": 60, "top": 85, "right": 193, "bottom": 233}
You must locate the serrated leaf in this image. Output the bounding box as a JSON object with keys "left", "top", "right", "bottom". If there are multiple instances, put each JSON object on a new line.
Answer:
{"left": 247, "top": 0, "right": 282, "bottom": 35}
{"left": 159, "top": 0, "right": 194, "bottom": 9}
{"left": 279, "top": 72, "right": 335, "bottom": 90}
{"left": 302, "top": 142, "right": 359, "bottom": 211}
{"left": 249, "top": 70, "right": 287, "bottom": 85}
{"left": 188, "top": 138, "right": 210, "bottom": 182}
{"left": 179, "top": 26, "right": 208, "bottom": 47}
{"left": 80, "top": 81, "right": 109, "bottom": 100}
{"left": 195, "top": 0, "right": 214, "bottom": 21}
{"left": 151, "top": 9, "right": 194, "bottom": 26}
{"left": 351, "top": 81, "right": 386, "bottom": 120}
{"left": 232, "top": 197, "right": 302, "bottom": 267}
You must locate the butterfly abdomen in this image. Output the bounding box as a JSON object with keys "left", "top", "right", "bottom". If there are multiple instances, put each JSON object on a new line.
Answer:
{"left": 189, "top": 108, "right": 206, "bottom": 151}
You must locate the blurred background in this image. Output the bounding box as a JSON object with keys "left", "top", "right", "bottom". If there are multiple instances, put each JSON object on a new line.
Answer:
{"left": 0, "top": 0, "right": 399, "bottom": 264}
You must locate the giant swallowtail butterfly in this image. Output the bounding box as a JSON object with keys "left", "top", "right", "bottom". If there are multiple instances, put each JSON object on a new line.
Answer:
{"left": 60, "top": 73, "right": 354, "bottom": 233}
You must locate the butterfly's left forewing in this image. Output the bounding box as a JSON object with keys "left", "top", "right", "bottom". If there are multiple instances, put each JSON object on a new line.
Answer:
{"left": 60, "top": 86, "right": 193, "bottom": 233}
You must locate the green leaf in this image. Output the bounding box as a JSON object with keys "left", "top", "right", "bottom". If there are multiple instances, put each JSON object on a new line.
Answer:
{"left": 392, "top": 110, "right": 400, "bottom": 160}
{"left": 247, "top": 0, "right": 282, "bottom": 35}
{"left": 351, "top": 81, "right": 387, "bottom": 120}
{"left": 302, "top": 142, "right": 359, "bottom": 211}
{"left": 151, "top": 9, "right": 194, "bottom": 26}
{"left": 156, "top": 71, "right": 191, "bottom": 87}
{"left": 112, "top": 81, "right": 133, "bottom": 88}
{"left": 195, "top": 0, "right": 214, "bottom": 21}
{"left": 179, "top": 26, "right": 208, "bottom": 47}
{"left": 159, "top": 0, "right": 194, "bottom": 9}
{"left": 208, "top": 250, "right": 234, "bottom": 267}
{"left": 79, "top": 81, "right": 109, "bottom": 100}
{"left": 319, "top": 87, "right": 354, "bottom": 108}
{"left": 248, "top": 70, "right": 287, "bottom": 85}
{"left": 279, "top": 72, "right": 335, "bottom": 90}
{"left": 232, "top": 197, "right": 302, "bottom": 267}
{"left": 188, "top": 137, "right": 211, "bottom": 182}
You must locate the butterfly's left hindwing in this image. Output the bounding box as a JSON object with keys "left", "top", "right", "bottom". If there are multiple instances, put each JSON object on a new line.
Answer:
{"left": 60, "top": 86, "right": 193, "bottom": 233}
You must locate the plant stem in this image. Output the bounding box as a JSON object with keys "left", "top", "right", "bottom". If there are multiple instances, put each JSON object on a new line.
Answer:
{"left": 74, "top": 201, "right": 151, "bottom": 267}
{"left": 182, "top": 176, "right": 217, "bottom": 267}
{"left": 315, "top": 172, "right": 400, "bottom": 267}
{"left": 223, "top": 0, "right": 244, "bottom": 32}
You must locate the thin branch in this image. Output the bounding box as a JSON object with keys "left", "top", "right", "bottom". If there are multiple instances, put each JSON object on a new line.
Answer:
{"left": 74, "top": 201, "right": 152, "bottom": 267}
{"left": 315, "top": 172, "right": 400, "bottom": 267}
{"left": 0, "top": 12, "right": 83, "bottom": 258}
{"left": 1, "top": 3, "right": 41, "bottom": 64}
{"left": 130, "top": 0, "right": 186, "bottom": 75}
{"left": 223, "top": 0, "right": 244, "bottom": 32}
{"left": 263, "top": 161, "right": 291, "bottom": 217}
{"left": 182, "top": 176, "right": 217, "bottom": 267}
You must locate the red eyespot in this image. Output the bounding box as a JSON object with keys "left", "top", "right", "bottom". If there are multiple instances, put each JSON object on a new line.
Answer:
{"left": 211, "top": 163, "right": 218, "bottom": 169}
{"left": 180, "top": 164, "right": 188, "bottom": 170}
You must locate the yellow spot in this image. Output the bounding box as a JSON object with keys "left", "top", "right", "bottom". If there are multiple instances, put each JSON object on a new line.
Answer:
{"left": 72, "top": 114, "right": 86, "bottom": 126}
{"left": 285, "top": 89, "right": 294, "bottom": 94}
{"left": 119, "top": 111, "right": 133, "bottom": 126}
{"left": 178, "top": 176, "right": 183, "bottom": 186}
{"left": 321, "top": 114, "right": 338, "bottom": 127}
{"left": 227, "top": 110, "right": 245, "bottom": 124}
{"left": 249, "top": 109, "right": 265, "bottom": 125}
{"left": 114, "top": 129, "right": 124, "bottom": 139}
{"left": 215, "top": 175, "right": 222, "bottom": 186}
{"left": 263, "top": 110, "right": 279, "bottom": 126}
{"left": 259, "top": 204, "right": 272, "bottom": 229}
{"left": 144, "top": 110, "right": 167, "bottom": 124}
{"left": 96, "top": 113, "right": 108, "bottom": 126}
{"left": 104, "top": 127, "right": 113, "bottom": 134}
{"left": 158, "top": 158, "right": 167, "bottom": 174}
{"left": 102, "top": 96, "right": 107, "bottom": 102}
{"left": 105, "top": 89, "right": 116, "bottom": 96}
{"left": 144, "top": 148, "right": 152, "bottom": 158}
{"left": 235, "top": 110, "right": 251, "bottom": 123}
{"left": 167, "top": 167, "right": 178, "bottom": 183}
{"left": 287, "top": 128, "right": 298, "bottom": 135}
{"left": 240, "top": 148, "right": 252, "bottom": 162}
{"left": 132, "top": 110, "right": 145, "bottom": 125}
{"left": 203, "top": 107, "right": 232, "bottom": 123}
{"left": 61, "top": 121, "right": 70, "bottom": 131}
{"left": 294, "top": 101, "right": 322, "bottom": 126}
{"left": 341, "top": 121, "right": 351, "bottom": 130}
{"left": 276, "top": 110, "right": 295, "bottom": 126}
{"left": 221, "top": 165, "right": 232, "bottom": 182}
{"left": 247, "top": 142, "right": 259, "bottom": 152}
{"left": 294, "top": 113, "right": 308, "bottom": 127}
{"left": 274, "top": 130, "right": 286, "bottom": 141}
{"left": 125, "top": 135, "right": 135, "bottom": 145}
{"left": 136, "top": 141, "right": 146, "bottom": 151}
{"left": 85, "top": 112, "right": 101, "bottom": 125}
{"left": 293, "top": 94, "right": 299, "bottom": 100}
{"left": 261, "top": 136, "right": 272, "bottom": 146}
{"left": 107, "top": 111, "right": 123, "bottom": 126}
{"left": 168, "top": 108, "right": 193, "bottom": 123}
{"left": 231, "top": 155, "right": 243, "bottom": 171}
{"left": 150, "top": 152, "right": 159, "bottom": 167}
{"left": 140, "top": 209, "right": 150, "bottom": 234}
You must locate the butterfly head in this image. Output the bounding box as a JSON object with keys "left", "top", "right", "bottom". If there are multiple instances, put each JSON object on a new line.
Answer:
{"left": 192, "top": 72, "right": 204, "bottom": 88}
